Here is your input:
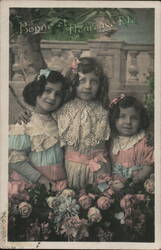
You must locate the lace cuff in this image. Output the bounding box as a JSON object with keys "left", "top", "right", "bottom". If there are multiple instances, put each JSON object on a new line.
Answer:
{"left": 9, "top": 150, "right": 28, "bottom": 163}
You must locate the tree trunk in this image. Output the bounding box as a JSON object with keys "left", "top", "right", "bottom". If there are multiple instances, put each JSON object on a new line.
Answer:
{"left": 10, "top": 8, "right": 47, "bottom": 83}
{"left": 15, "top": 33, "right": 47, "bottom": 83}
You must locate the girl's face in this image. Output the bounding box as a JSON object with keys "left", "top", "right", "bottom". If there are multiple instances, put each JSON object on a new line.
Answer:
{"left": 35, "top": 82, "right": 63, "bottom": 114}
{"left": 76, "top": 71, "right": 100, "bottom": 101}
{"left": 115, "top": 107, "right": 140, "bottom": 136}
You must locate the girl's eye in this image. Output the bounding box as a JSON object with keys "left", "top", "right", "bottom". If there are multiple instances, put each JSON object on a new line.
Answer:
{"left": 79, "top": 79, "right": 86, "bottom": 84}
{"left": 131, "top": 115, "right": 139, "bottom": 120}
{"left": 119, "top": 114, "right": 126, "bottom": 119}
{"left": 45, "top": 89, "right": 52, "bottom": 94}
{"left": 55, "top": 91, "right": 62, "bottom": 97}
{"left": 91, "top": 80, "right": 98, "bottom": 85}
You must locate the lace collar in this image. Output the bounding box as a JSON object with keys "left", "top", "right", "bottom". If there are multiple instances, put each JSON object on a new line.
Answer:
{"left": 112, "top": 130, "right": 145, "bottom": 155}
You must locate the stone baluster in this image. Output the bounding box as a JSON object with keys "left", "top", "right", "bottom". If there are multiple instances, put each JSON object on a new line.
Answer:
{"left": 52, "top": 48, "right": 62, "bottom": 57}
{"left": 71, "top": 49, "right": 82, "bottom": 59}
{"left": 148, "top": 51, "right": 154, "bottom": 74}
{"left": 11, "top": 46, "right": 24, "bottom": 81}
{"left": 128, "top": 51, "right": 139, "bottom": 82}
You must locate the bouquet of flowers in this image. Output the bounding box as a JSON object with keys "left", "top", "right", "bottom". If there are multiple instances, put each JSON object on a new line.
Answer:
{"left": 8, "top": 174, "right": 154, "bottom": 242}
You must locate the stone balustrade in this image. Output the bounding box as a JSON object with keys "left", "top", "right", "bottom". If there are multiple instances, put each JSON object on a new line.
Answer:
{"left": 9, "top": 39, "right": 154, "bottom": 123}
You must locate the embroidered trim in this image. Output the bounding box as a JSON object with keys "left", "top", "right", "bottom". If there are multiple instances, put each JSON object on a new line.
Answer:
{"left": 112, "top": 131, "right": 145, "bottom": 155}
{"left": 57, "top": 98, "right": 110, "bottom": 148}
{"left": 9, "top": 112, "right": 59, "bottom": 152}
{"left": 9, "top": 150, "right": 28, "bottom": 163}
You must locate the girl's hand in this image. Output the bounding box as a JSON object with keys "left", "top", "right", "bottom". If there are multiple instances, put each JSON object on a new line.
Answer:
{"left": 17, "top": 109, "right": 32, "bottom": 124}
{"left": 132, "top": 165, "right": 153, "bottom": 183}
{"left": 132, "top": 172, "right": 144, "bottom": 183}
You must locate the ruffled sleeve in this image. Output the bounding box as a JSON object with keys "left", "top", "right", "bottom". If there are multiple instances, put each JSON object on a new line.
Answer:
{"left": 140, "top": 137, "right": 154, "bottom": 166}
{"left": 9, "top": 123, "right": 31, "bottom": 163}
{"left": 9, "top": 123, "right": 41, "bottom": 183}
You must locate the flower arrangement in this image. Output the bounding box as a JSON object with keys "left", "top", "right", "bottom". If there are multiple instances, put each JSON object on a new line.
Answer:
{"left": 8, "top": 175, "right": 154, "bottom": 242}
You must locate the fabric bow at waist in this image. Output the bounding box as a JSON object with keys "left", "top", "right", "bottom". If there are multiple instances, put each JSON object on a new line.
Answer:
{"left": 112, "top": 164, "right": 143, "bottom": 179}
{"left": 65, "top": 150, "right": 108, "bottom": 172}
{"left": 34, "top": 164, "right": 66, "bottom": 181}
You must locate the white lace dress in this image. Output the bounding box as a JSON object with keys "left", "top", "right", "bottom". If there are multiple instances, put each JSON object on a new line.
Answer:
{"left": 55, "top": 98, "right": 111, "bottom": 189}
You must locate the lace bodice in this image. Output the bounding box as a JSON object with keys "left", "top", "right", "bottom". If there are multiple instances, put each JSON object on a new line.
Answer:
{"left": 55, "top": 98, "right": 110, "bottom": 151}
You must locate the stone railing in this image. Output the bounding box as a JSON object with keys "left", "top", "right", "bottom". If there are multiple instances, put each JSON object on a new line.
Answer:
{"left": 10, "top": 39, "right": 154, "bottom": 101}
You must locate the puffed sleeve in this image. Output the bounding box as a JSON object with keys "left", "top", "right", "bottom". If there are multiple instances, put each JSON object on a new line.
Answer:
{"left": 138, "top": 137, "right": 154, "bottom": 166}
{"left": 9, "top": 123, "right": 41, "bottom": 183}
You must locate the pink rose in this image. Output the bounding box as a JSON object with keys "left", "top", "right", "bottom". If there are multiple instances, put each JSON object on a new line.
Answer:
{"left": 111, "top": 179, "right": 125, "bottom": 192}
{"left": 97, "top": 196, "right": 112, "bottom": 210}
{"left": 103, "top": 188, "right": 115, "bottom": 198}
{"left": 18, "top": 202, "right": 32, "bottom": 218}
{"left": 41, "top": 222, "right": 51, "bottom": 240}
{"left": 52, "top": 180, "right": 67, "bottom": 192}
{"left": 88, "top": 207, "right": 102, "bottom": 223}
{"left": 144, "top": 177, "right": 154, "bottom": 194}
{"left": 96, "top": 173, "right": 112, "bottom": 184}
{"left": 78, "top": 194, "right": 92, "bottom": 210}
{"left": 135, "top": 194, "right": 145, "bottom": 201}
{"left": 120, "top": 194, "right": 133, "bottom": 209}
{"left": 125, "top": 218, "right": 133, "bottom": 228}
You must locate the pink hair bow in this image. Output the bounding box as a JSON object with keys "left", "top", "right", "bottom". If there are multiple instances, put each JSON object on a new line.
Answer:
{"left": 71, "top": 57, "right": 80, "bottom": 73}
{"left": 110, "top": 93, "right": 126, "bottom": 108}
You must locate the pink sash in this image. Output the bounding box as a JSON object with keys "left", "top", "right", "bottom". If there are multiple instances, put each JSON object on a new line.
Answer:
{"left": 65, "top": 150, "right": 108, "bottom": 172}
{"left": 34, "top": 164, "right": 66, "bottom": 181}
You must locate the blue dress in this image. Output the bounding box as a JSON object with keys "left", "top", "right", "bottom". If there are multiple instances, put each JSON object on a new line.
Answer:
{"left": 9, "top": 112, "right": 67, "bottom": 196}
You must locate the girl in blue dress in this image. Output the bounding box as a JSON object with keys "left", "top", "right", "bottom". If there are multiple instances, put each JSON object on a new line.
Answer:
{"left": 9, "top": 70, "right": 69, "bottom": 197}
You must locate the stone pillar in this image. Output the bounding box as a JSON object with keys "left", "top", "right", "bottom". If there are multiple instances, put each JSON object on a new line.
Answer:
{"left": 148, "top": 51, "right": 154, "bottom": 74}
{"left": 71, "top": 49, "right": 82, "bottom": 59}
{"left": 51, "top": 48, "right": 62, "bottom": 57}
{"left": 11, "top": 46, "right": 24, "bottom": 82}
{"left": 128, "top": 51, "right": 139, "bottom": 82}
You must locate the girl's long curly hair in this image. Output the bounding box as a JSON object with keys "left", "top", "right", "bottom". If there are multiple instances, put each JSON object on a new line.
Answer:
{"left": 23, "top": 70, "right": 71, "bottom": 108}
{"left": 66, "top": 57, "right": 110, "bottom": 109}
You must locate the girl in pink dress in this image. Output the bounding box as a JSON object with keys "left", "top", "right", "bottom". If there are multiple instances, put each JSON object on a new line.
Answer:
{"left": 109, "top": 95, "right": 154, "bottom": 184}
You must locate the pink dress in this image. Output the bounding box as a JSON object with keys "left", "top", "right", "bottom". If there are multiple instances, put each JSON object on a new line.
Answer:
{"left": 110, "top": 131, "right": 154, "bottom": 182}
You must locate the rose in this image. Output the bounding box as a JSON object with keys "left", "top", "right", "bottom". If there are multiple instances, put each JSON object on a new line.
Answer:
{"left": 144, "top": 177, "right": 154, "bottom": 194}
{"left": 78, "top": 194, "right": 92, "bottom": 210}
{"left": 111, "top": 179, "right": 125, "bottom": 192}
{"left": 97, "top": 196, "right": 112, "bottom": 210}
{"left": 41, "top": 222, "right": 51, "bottom": 240}
{"left": 88, "top": 207, "right": 102, "bottom": 223}
{"left": 125, "top": 218, "right": 133, "bottom": 228}
{"left": 103, "top": 188, "right": 115, "bottom": 198}
{"left": 135, "top": 194, "right": 145, "bottom": 201}
{"left": 96, "top": 173, "right": 112, "bottom": 184}
{"left": 97, "top": 227, "right": 113, "bottom": 241}
{"left": 60, "top": 188, "right": 76, "bottom": 198}
{"left": 18, "top": 202, "right": 32, "bottom": 218}
{"left": 52, "top": 180, "right": 67, "bottom": 192}
{"left": 46, "top": 196, "right": 57, "bottom": 208}
{"left": 114, "top": 212, "right": 125, "bottom": 224}
{"left": 120, "top": 194, "right": 134, "bottom": 210}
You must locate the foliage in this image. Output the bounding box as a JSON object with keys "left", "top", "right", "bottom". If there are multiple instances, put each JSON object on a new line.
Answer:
{"left": 145, "top": 72, "right": 154, "bottom": 121}
{"left": 144, "top": 72, "right": 154, "bottom": 146}
{"left": 8, "top": 175, "right": 154, "bottom": 242}
{"left": 10, "top": 8, "right": 135, "bottom": 41}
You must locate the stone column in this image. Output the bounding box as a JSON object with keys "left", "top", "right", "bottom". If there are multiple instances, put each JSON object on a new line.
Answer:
{"left": 148, "top": 51, "right": 154, "bottom": 74}
{"left": 128, "top": 51, "right": 139, "bottom": 82}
